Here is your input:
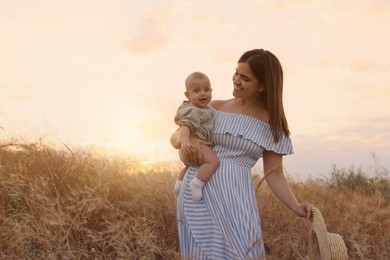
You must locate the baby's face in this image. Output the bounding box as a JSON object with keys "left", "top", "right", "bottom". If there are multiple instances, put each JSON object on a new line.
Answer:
{"left": 185, "top": 78, "right": 212, "bottom": 108}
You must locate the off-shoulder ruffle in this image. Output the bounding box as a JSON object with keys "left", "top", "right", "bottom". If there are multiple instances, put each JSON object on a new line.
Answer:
{"left": 209, "top": 105, "right": 293, "bottom": 155}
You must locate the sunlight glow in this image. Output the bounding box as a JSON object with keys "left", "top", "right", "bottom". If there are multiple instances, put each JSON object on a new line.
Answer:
{"left": 1, "top": 0, "right": 389, "bottom": 178}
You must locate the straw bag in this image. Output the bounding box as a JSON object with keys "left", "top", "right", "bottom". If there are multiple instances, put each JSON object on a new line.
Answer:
{"left": 308, "top": 207, "right": 348, "bottom": 260}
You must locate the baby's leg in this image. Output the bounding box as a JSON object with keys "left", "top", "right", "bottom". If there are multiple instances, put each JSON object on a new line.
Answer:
{"left": 189, "top": 145, "right": 219, "bottom": 201}
{"left": 197, "top": 145, "right": 219, "bottom": 181}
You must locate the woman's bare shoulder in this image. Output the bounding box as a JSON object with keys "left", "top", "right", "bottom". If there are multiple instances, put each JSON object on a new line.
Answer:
{"left": 210, "top": 99, "right": 233, "bottom": 109}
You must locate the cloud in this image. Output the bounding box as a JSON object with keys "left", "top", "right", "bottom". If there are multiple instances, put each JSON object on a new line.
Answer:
{"left": 300, "top": 59, "right": 390, "bottom": 108}
{"left": 126, "top": 32, "right": 168, "bottom": 54}
{"left": 343, "top": 116, "right": 390, "bottom": 138}
{"left": 125, "top": 3, "right": 185, "bottom": 54}
{"left": 296, "top": 115, "right": 390, "bottom": 153}
{"left": 270, "top": 0, "right": 314, "bottom": 10}
{"left": 310, "top": 59, "right": 390, "bottom": 74}
{"left": 262, "top": 0, "right": 390, "bottom": 13}
{"left": 286, "top": 116, "right": 390, "bottom": 178}
{"left": 125, "top": 1, "right": 241, "bottom": 61}
{"left": 346, "top": 60, "right": 390, "bottom": 74}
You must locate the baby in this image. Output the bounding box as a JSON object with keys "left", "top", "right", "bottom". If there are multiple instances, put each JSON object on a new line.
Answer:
{"left": 174, "top": 72, "right": 219, "bottom": 201}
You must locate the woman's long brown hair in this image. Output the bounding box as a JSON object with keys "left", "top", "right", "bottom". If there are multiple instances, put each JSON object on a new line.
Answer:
{"left": 238, "top": 49, "right": 290, "bottom": 143}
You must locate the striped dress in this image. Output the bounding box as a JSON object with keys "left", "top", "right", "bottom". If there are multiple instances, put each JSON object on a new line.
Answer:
{"left": 176, "top": 105, "right": 293, "bottom": 259}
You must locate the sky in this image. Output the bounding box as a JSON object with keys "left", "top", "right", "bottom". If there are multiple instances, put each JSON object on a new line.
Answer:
{"left": 1, "top": 0, "right": 389, "bottom": 179}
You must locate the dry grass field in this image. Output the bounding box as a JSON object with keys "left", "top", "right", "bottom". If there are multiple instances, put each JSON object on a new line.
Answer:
{"left": 0, "top": 142, "right": 389, "bottom": 259}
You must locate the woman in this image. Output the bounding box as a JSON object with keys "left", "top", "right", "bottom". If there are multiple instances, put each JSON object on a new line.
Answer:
{"left": 171, "top": 49, "right": 312, "bottom": 259}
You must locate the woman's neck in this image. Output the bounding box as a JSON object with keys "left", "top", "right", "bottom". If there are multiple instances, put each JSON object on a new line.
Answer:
{"left": 215, "top": 98, "right": 268, "bottom": 123}
{"left": 234, "top": 97, "right": 265, "bottom": 110}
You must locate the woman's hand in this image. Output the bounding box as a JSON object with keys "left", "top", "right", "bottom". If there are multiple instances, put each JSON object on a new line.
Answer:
{"left": 293, "top": 203, "right": 313, "bottom": 221}
{"left": 180, "top": 137, "right": 211, "bottom": 165}
{"left": 180, "top": 141, "right": 195, "bottom": 156}
{"left": 170, "top": 127, "right": 211, "bottom": 165}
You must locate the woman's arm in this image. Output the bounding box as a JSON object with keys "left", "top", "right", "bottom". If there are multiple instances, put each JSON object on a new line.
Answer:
{"left": 263, "top": 150, "right": 312, "bottom": 220}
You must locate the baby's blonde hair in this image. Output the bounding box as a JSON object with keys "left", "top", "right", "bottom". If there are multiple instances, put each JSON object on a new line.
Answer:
{"left": 185, "top": 72, "right": 209, "bottom": 90}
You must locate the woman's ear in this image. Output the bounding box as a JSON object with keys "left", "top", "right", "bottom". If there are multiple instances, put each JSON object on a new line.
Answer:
{"left": 258, "top": 83, "right": 266, "bottom": 93}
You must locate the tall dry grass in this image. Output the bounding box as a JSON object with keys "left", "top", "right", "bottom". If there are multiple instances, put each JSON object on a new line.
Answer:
{"left": 0, "top": 142, "right": 389, "bottom": 259}
{"left": 256, "top": 179, "right": 390, "bottom": 259}
{"left": 0, "top": 143, "right": 179, "bottom": 259}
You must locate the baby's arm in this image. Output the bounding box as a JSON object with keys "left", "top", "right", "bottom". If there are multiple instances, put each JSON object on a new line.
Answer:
{"left": 171, "top": 100, "right": 212, "bottom": 165}
{"left": 179, "top": 125, "right": 191, "bottom": 145}
{"left": 179, "top": 125, "right": 195, "bottom": 156}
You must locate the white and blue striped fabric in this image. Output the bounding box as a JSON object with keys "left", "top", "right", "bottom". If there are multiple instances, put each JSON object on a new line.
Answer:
{"left": 177, "top": 105, "right": 293, "bottom": 259}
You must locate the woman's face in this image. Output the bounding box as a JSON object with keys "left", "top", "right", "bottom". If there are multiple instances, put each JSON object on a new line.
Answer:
{"left": 232, "top": 62, "right": 263, "bottom": 99}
